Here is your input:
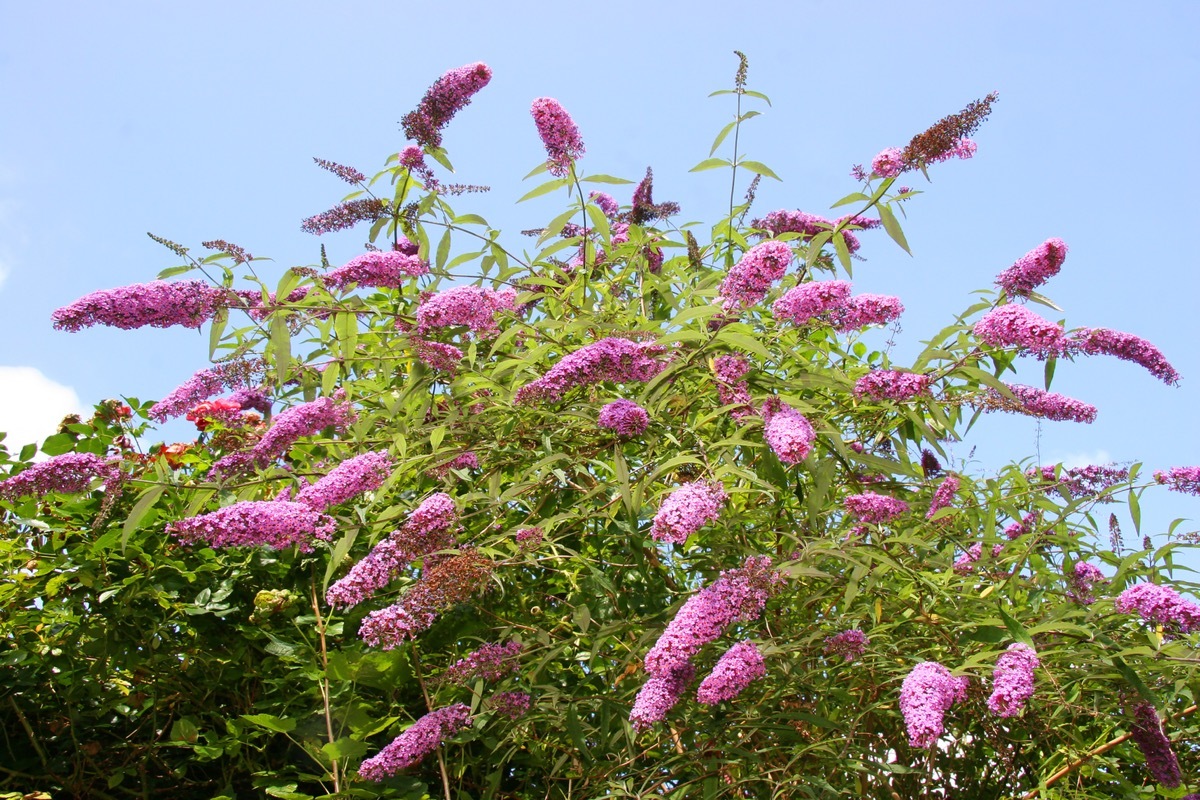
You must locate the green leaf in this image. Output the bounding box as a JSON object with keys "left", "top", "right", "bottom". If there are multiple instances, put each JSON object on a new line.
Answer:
{"left": 580, "top": 174, "right": 635, "bottom": 185}
{"left": 709, "top": 120, "right": 738, "bottom": 156}
{"left": 241, "top": 714, "right": 296, "bottom": 734}
{"left": 517, "top": 177, "right": 568, "bottom": 203}
{"left": 157, "top": 264, "right": 194, "bottom": 279}
{"left": 270, "top": 315, "right": 291, "bottom": 385}
{"left": 321, "top": 737, "right": 369, "bottom": 760}
{"left": 122, "top": 485, "right": 164, "bottom": 552}
{"left": 689, "top": 157, "right": 731, "bottom": 173}
{"left": 743, "top": 89, "right": 771, "bottom": 105}
{"left": 435, "top": 228, "right": 452, "bottom": 270}
{"left": 208, "top": 307, "right": 228, "bottom": 360}
{"left": 877, "top": 203, "right": 911, "bottom": 255}
{"left": 737, "top": 160, "right": 781, "bottom": 181}
{"left": 833, "top": 232, "right": 852, "bottom": 272}
{"left": 426, "top": 146, "right": 454, "bottom": 173}
{"left": 830, "top": 192, "right": 870, "bottom": 209}
{"left": 997, "top": 606, "right": 1035, "bottom": 649}
{"left": 39, "top": 433, "right": 74, "bottom": 457}
{"left": 452, "top": 213, "right": 488, "bottom": 226}
{"left": 1129, "top": 490, "right": 1142, "bottom": 534}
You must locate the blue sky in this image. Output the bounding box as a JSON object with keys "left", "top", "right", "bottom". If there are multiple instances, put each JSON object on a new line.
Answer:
{"left": 2, "top": 1, "right": 1198, "bottom": 544}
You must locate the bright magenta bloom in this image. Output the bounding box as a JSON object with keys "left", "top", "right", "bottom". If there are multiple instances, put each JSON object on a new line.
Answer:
{"left": 719, "top": 240, "right": 792, "bottom": 311}
{"left": 650, "top": 480, "right": 727, "bottom": 544}
{"left": 987, "top": 643, "right": 1038, "bottom": 717}
{"left": 531, "top": 97, "right": 585, "bottom": 177}
{"left": 402, "top": 62, "right": 493, "bottom": 149}
{"left": 358, "top": 704, "right": 472, "bottom": 780}
{"left": 994, "top": 238, "right": 1068, "bottom": 296}
{"left": 53, "top": 280, "right": 224, "bottom": 332}
{"left": 900, "top": 662, "right": 968, "bottom": 748}
{"left": 696, "top": 641, "right": 766, "bottom": 705}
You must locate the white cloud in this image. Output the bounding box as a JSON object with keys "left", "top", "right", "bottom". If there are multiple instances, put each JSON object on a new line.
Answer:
{"left": 1057, "top": 449, "right": 1113, "bottom": 469}
{"left": 0, "top": 256, "right": 9, "bottom": 292}
{"left": 0, "top": 366, "right": 85, "bottom": 454}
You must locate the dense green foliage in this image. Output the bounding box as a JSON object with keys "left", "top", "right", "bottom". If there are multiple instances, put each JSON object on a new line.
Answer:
{"left": 2, "top": 58, "right": 1198, "bottom": 799}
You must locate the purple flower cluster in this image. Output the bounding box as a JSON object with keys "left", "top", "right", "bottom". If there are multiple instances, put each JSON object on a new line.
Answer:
{"left": 401, "top": 62, "right": 493, "bottom": 149}
{"left": 954, "top": 542, "right": 983, "bottom": 575}
{"left": 326, "top": 492, "right": 458, "bottom": 608}
{"left": 650, "top": 480, "right": 727, "bottom": 545}
{"left": 974, "top": 304, "right": 1067, "bottom": 359}
{"left": 294, "top": 451, "right": 392, "bottom": 511}
{"left": 358, "top": 549, "right": 493, "bottom": 647}
{"left": 441, "top": 640, "right": 523, "bottom": 685}
{"left": 1068, "top": 561, "right": 1106, "bottom": 604}
{"left": 642, "top": 556, "right": 780, "bottom": 679}
{"left": 0, "top": 453, "right": 113, "bottom": 502}
{"left": 1129, "top": 702, "right": 1183, "bottom": 788}
{"left": 696, "top": 641, "right": 765, "bottom": 705}
{"left": 1071, "top": 327, "right": 1181, "bottom": 386}
{"left": 589, "top": 191, "right": 619, "bottom": 218}
{"left": 752, "top": 210, "right": 879, "bottom": 253}
{"left": 53, "top": 280, "right": 224, "bottom": 332}
{"left": 531, "top": 97, "right": 585, "bottom": 177}
{"left": 853, "top": 370, "right": 931, "bottom": 402}
{"left": 629, "top": 663, "right": 694, "bottom": 731}
{"left": 358, "top": 704, "right": 472, "bottom": 781}
{"left": 212, "top": 394, "right": 356, "bottom": 477}
{"left": 987, "top": 643, "right": 1038, "bottom": 717}
{"left": 712, "top": 354, "right": 754, "bottom": 420}
{"left": 927, "top": 475, "right": 960, "bottom": 519}
{"left": 831, "top": 294, "right": 905, "bottom": 331}
{"left": 411, "top": 338, "right": 465, "bottom": 374}
{"left": 1028, "top": 463, "right": 1129, "bottom": 499}
{"left": 149, "top": 359, "right": 264, "bottom": 421}
{"left": 1155, "top": 466, "right": 1200, "bottom": 496}
{"left": 169, "top": 500, "right": 336, "bottom": 551}
{"left": 323, "top": 250, "right": 429, "bottom": 291}
{"left": 598, "top": 399, "right": 650, "bottom": 437}
{"left": 824, "top": 629, "right": 869, "bottom": 662}
{"left": 900, "top": 662, "right": 969, "bottom": 748}
{"left": 301, "top": 198, "right": 389, "bottom": 235}
{"left": 718, "top": 240, "right": 793, "bottom": 311}
{"left": 514, "top": 337, "right": 668, "bottom": 404}
{"left": 488, "top": 691, "right": 532, "bottom": 720}
{"left": 1116, "top": 582, "right": 1200, "bottom": 635}
{"left": 995, "top": 238, "right": 1068, "bottom": 297}
{"left": 992, "top": 383, "right": 1097, "bottom": 424}
{"left": 226, "top": 387, "right": 272, "bottom": 416}
{"left": 514, "top": 526, "right": 544, "bottom": 548}
{"left": 760, "top": 398, "right": 815, "bottom": 465}
{"left": 844, "top": 492, "right": 909, "bottom": 524}
{"left": 872, "top": 148, "right": 905, "bottom": 178}
{"left": 228, "top": 287, "right": 313, "bottom": 322}
{"left": 1004, "top": 512, "right": 1040, "bottom": 540}
{"left": 772, "top": 280, "right": 852, "bottom": 324}
{"left": 416, "top": 286, "right": 516, "bottom": 338}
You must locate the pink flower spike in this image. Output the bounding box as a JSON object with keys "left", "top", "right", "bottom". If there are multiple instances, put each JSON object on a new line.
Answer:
{"left": 531, "top": 97, "right": 585, "bottom": 177}
{"left": 994, "top": 238, "right": 1068, "bottom": 297}
{"left": 358, "top": 704, "right": 472, "bottom": 780}
{"left": 401, "top": 63, "right": 493, "bottom": 149}
{"left": 987, "top": 643, "right": 1038, "bottom": 717}
{"left": 718, "top": 240, "right": 792, "bottom": 311}
{"left": 52, "top": 280, "right": 224, "bottom": 332}
{"left": 853, "top": 370, "right": 931, "bottom": 402}
{"left": 900, "top": 661, "right": 968, "bottom": 748}
{"left": 696, "top": 641, "right": 766, "bottom": 705}
{"left": 974, "top": 304, "right": 1067, "bottom": 359}
{"left": 844, "top": 492, "right": 909, "bottom": 524}
{"left": 650, "top": 480, "right": 727, "bottom": 545}
{"left": 760, "top": 398, "right": 815, "bottom": 465}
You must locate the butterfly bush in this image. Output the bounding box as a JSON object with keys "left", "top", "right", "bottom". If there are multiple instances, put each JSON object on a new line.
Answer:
{"left": 401, "top": 62, "right": 492, "bottom": 149}
{"left": 1116, "top": 583, "right": 1200, "bottom": 635}
{"left": 760, "top": 398, "right": 815, "bottom": 465}
{"left": 52, "top": 280, "right": 225, "bottom": 332}
{"left": 597, "top": 399, "right": 650, "bottom": 437}
{"left": 927, "top": 474, "right": 960, "bottom": 519}
{"left": 696, "top": 640, "right": 765, "bottom": 705}
{"left": 1068, "top": 561, "right": 1106, "bottom": 604}
{"left": 844, "top": 492, "right": 909, "bottom": 524}
{"left": 441, "top": 641, "right": 523, "bottom": 685}
{"left": 326, "top": 492, "right": 458, "bottom": 608}
{"left": 994, "top": 238, "right": 1068, "bottom": 297}
{"left": 772, "top": 280, "right": 852, "bottom": 325}
{"left": 989, "top": 383, "right": 1098, "bottom": 424}
{"left": 712, "top": 354, "right": 754, "bottom": 420}
{"left": 358, "top": 704, "right": 472, "bottom": 781}
{"left": 488, "top": 691, "right": 532, "bottom": 720}
{"left": 168, "top": 500, "right": 336, "bottom": 551}
{"left": 900, "top": 662, "right": 969, "bottom": 748}
{"left": 294, "top": 451, "right": 392, "bottom": 511}
{"left": 987, "top": 643, "right": 1039, "bottom": 717}
{"left": 1155, "top": 466, "right": 1200, "bottom": 496}
{"left": 1128, "top": 702, "right": 1183, "bottom": 788}
{"left": 514, "top": 337, "right": 668, "bottom": 404}
{"left": 718, "top": 240, "right": 793, "bottom": 311}
{"left": 642, "top": 556, "right": 780, "bottom": 679}
{"left": 974, "top": 303, "right": 1067, "bottom": 358}
{"left": 629, "top": 663, "right": 694, "bottom": 731}
{"left": 416, "top": 285, "right": 516, "bottom": 337}
{"left": 0, "top": 453, "right": 113, "bottom": 502}
{"left": 1071, "top": 327, "right": 1181, "bottom": 385}
{"left": 853, "top": 370, "right": 931, "bottom": 402}
{"left": 210, "top": 393, "right": 356, "bottom": 477}
{"left": 824, "top": 629, "right": 868, "bottom": 662}
{"left": 530, "top": 97, "right": 585, "bottom": 177}
{"left": 323, "top": 250, "right": 429, "bottom": 290}
{"left": 650, "top": 480, "right": 727, "bottom": 544}
{"left": 831, "top": 293, "right": 904, "bottom": 331}
{"left": 149, "top": 358, "right": 264, "bottom": 421}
